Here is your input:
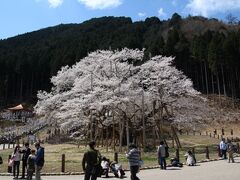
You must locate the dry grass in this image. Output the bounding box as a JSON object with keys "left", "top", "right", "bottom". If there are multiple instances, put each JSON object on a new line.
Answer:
{"left": 0, "top": 134, "right": 225, "bottom": 173}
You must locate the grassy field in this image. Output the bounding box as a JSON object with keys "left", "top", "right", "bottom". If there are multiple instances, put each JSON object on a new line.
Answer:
{"left": 0, "top": 134, "right": 224, "bottom": 173}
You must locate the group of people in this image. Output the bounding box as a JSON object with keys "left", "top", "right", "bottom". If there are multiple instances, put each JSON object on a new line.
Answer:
{"left": 82, "top": 141, "right": 139, "bottom": 180}
{"left": 5, "top": 138, "right": 236, "bottom": 180}
{"left": 82, "top": 141, "right": 126, "bottom": 180}
{"left": 82, "top": 140, "right": 189, "bottom": 180}
{"left": 10, "top": 142, "right": 44, "bottom": 180}
{"left": 219, "top": 138, "right": 236, "bottom": 163}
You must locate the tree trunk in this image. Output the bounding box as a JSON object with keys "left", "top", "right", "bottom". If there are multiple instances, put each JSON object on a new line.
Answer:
{"left": 216, "top": 70, "right": 221, "bottom": 101}
{"left": 211, "top": 72, "right": 214, "bottom": 94}
{"left": 101, "top": 128, "right": 104, "bottom": 147}
{"left": 30, "top": 72, "right": 34, "bottom": 96}
{"left": 200, "top": 62, "right": 205, "bottom": 93}
{"left": 106, "top": 127, "right": 109, "bottom": 152}
{"left": 230, "top": 69, "right": 235, "bottom": 108}
{"left": 221, "top": 64, "right": 226, "bottom": 96}
{"left": 112, "top": 110, "right": 116, "bottom": 151}
{"left": 126, "top": 118, "right": 130, "bottom": 150}
{"left": 119, "top": 120, "right": 124, "bottom": 152}
{"left": 153, "top": 101, "right": 156, "bottom": 147}
{"left": 4, "top": 75, "right": 8, "bottom": 101}
{"left": 90, "top": 110, "right": 93, "bottom": 140}
{"left": 204, "top": 61, "right": 209, "bottom": 96}
{"left": 142, "top": 90, "right": 146, "bottom": 151}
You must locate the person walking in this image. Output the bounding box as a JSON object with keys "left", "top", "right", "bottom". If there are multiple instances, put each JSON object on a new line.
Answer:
{"left": 126, "top": 143, "right": 140, "bottom": 180}
{"left": 12, "top": 145, "right": 21, "bottom": 179}
{"left": 219, "top": 138, "right": 227, "bottom": 159}
{"left": 157, "top": 141, "right": 167, "bottom": 170}
{"left": 82, "top": 141, "right": 102, "bottom": 180}
{"left": 27, "top": 149, "right": 36, "bottom": 180}
{"left": 34, "top": 142, "right": 44, "bottom": 180}
{"left": 20, "top": 142, "right": 31, "bottom": 179}
{"left": 227, "top": 140, "right": 235, "bottom": 163}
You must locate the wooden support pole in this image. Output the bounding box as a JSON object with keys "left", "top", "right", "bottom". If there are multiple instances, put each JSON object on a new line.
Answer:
{"left": 237, "top": 143, "right": 240, "bottom": 153}
{"left": 214, "top": 129, "right": 217, "bottom": 135}
{"left": 114, "top": 152, "right": 118, "bottom": 163}
{"left": 205, "top": 146, "right": 209, "bottom": 159}
{"left": 192, "top": 147, "right": 195, "bottom": 156}
{"left": 217, "top": 145, "right": 221, "bottom": 157}
{"left": 61, "top": 154, "right": 65, "bottom": 173}
{"left": 8, "top": 155, "right": 12, "bottom": 173}
{"left": 176, "top": 149, "right": 180, "bottom": 161}
{"left": 172, "top": 138, "right": 175, "bottom": 148}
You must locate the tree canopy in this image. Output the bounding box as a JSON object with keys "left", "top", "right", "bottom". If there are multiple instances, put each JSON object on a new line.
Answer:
{"left": 34, "top": 49, "right": 206, "bottom": 142}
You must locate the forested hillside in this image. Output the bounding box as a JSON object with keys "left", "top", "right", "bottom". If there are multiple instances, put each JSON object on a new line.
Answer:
{"left": 0, "top": 14, "right": 240, "bottom": 106}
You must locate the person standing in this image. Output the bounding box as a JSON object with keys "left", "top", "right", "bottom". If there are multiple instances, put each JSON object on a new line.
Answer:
{"left": 20, "top": 142, "right": 31, "bottom": 179}
{"left": 157, "top": 141, "right": 167, "bottom": 170}
{"left": 12, "top": 145, "right": 21, "bottom": 179}
{"left": 227, "top": 140, "right": 235, "bottom": 163}
{"left": 27, "top": 149, "right": 36, "bottom": 180}
{"left": 219, "top": 138, "right": 227, "bottom": 159}
{"left": 126, "top": 143, "right": 140, "bottom": 180}
{"left": 34, "top": 142, "right": 44, "bottom": 180}
{"left": 82, "top": 141, "right": 101, "bottom": 180}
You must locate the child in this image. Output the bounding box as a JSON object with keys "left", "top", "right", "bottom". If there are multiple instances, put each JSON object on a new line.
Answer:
{"left": 27, "top": 149, "right": 36, "bottom": 180}
{"left": 101, "top": 157, "right": 110, "bottom": 178}
{"left": 170, "top": 157, "right": 183, "bottom": 167}
{"left": 184, "top": 150, "right": 196, "bottom": 166}
{"left": 110, "top": 161, "right": 125, "bottom": 178}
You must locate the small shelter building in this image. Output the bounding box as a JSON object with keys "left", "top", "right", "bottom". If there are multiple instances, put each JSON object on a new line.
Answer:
{"left": 1, "top": 104, "right": 33, "bottom": 121}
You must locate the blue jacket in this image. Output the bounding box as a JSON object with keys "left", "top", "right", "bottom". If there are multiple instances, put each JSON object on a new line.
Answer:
{"left": 35, "top": 147, "right": 44, "bottom": 166}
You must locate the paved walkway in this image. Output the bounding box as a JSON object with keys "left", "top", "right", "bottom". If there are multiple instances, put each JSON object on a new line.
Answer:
{"left": 1, "top": 157, "right": 240, "bottom": 180}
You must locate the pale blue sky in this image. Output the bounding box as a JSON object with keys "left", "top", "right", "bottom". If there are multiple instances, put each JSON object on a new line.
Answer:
{"left": 1, "top": 0, "right": 240, "bottom": 39}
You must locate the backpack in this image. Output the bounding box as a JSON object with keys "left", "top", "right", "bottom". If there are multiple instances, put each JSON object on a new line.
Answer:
{"left": 0, "top": 156, "right": 3, "bottom": 164}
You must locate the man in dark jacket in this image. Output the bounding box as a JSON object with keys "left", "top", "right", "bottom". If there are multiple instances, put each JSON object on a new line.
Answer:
{"left": 35, "top": 142, "right": 44, "bottom": 180}
{"left": 82, "top": 141, "right": 101, "bottom": 180}
{"left": 20, "top": 143, "right": 31, "bottom": 179}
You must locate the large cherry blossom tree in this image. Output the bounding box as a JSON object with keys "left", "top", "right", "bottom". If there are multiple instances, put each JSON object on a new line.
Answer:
{"left": 34, "top": 48, "right": 206, "bottom": 149}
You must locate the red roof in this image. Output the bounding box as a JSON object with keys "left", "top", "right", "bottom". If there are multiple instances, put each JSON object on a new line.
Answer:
{"left": 8, "top": 104, "right": 31, "bottom": 111}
